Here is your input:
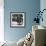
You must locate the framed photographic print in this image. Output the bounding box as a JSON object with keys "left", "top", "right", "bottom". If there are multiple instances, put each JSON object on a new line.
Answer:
{"left": 10, "top": 12, "right": 26, "bottom": 27}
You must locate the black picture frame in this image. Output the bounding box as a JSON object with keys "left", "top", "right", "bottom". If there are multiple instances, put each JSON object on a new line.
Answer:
{"left": 10, "top": 12, "right": 26, "bottom": 28}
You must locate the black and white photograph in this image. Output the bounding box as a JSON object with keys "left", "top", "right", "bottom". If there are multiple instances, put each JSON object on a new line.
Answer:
{"left": 10, "top": 12, "right": 25, "bottom": 27}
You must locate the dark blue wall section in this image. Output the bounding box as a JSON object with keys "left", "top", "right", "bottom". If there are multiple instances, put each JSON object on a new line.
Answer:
{"left": 4, "top": 0, "right": 40, "bottom": 42}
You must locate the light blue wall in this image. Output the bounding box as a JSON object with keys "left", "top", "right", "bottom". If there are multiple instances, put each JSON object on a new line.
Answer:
{"left": 40, "top": 0, "right": 46, "bottom": 27}
{"left": 4, "top": 0, "right": 40, "bottom": 42}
